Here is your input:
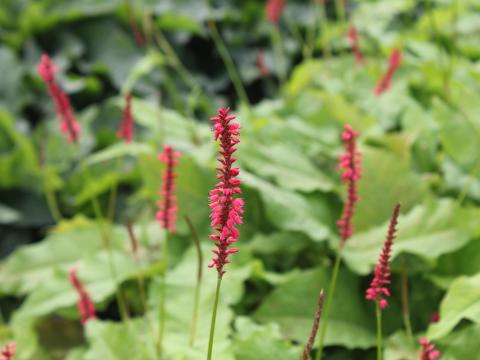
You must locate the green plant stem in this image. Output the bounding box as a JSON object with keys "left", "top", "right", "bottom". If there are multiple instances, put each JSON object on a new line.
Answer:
{"left": 270, "top": 26, "right": 287, "bottom": 84}
{"left": 107, "top": 155, "right": 123, "bottom": 228}
{"left": 206, "top": 1, "right": 250, "bottom": 108}
{"left": 376, "top": 303, "right": 383, "bottom": 360}
{"left": 44, "top": 178, "right": 62, "bottom": 222}
{"left": 158, "top": 231, "right": 169, "bottom": 357}
{"left": 315, "top": 248, "right": 342, "bottom": 360}
{"left": 304, "top": 0, "right": 321, "bottom": 60}
{"left": 207, "top": 276, "right": 222, "bottom": 360}
{"left": 81, "top": 163, "right": 129, "bottom": 323}
{"left": 319, "top": 2, "right": 331, "bottom": 63}
{"left": 335, "top": 0, "right": 346, "bottom": 25}
{"left": 400, "top": 256, "right": 414, "bottom": 344}
{"left": 185, "top": 215, "right": 203, "bottom": 347}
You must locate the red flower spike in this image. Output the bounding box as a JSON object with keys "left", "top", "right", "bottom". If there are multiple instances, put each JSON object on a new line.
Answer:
{"left": 156, "top": 145, "right": 181, "bottom": 233}
{"left": 68, "top": 267, "right": 96, "bottom": 325}
{"left": 117, "top": 94, "right": 134, "bottom": 143}
{"left": 430, "top": 312, "right": 440, "bottom": 324}
{"left": 209, "top": 107, "right": 244, "bottom": 277}
{"left": 37, "top": 54, "right": 80, "bottom": 143}
{"left": 374, "top": 48, "right": 402, "bottom": 96}
{"left": 266, "top": 0, "right": 285, "bottom": 25}
{"left": 256, "top": 50, "right": 269, "bottom": 78}
{"left": 419, "top": 337, "right": 441, "bottom": 360}
{"left": 1, "top": 343, "right": 16, "bottom": 360}
{"left": 366, "top": 203, "right": 401, "bottom": 309}
{"left": 336, "top": 124, "right": 362, "bottom": 244}
{"left": 347, "top": 25, "right": 364, "bottom": 64}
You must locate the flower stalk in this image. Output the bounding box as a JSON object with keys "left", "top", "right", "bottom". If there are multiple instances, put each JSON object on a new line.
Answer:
{"left": 316, "top": 124, "right": 362, "bottom": 360}
{"left": 301, "top": 289, "right": 325, "bottom": 360}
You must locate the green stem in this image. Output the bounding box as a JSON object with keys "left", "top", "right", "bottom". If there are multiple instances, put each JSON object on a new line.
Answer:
{"left": 206, "top": 276, "right": 222, "bottom": 360}
{"left": 81, "top": 163, "right": 129, "bottom": 323}
{"left": 207, "top": 1, "right": 250, "bottom": 108}
{"left": 158, "top": 231, "right": 169, "bottom": 357}
{"left": 270, "top": 26, "right": 287, "bottom": 84}
{"left": 185, "top": 215, "right": 203, "bottom": 347}
{"left": 107, "top": 155, "right": 123, "bottom": 228}
{"left": 319, "top": 2, "right": 331, "bottom": 63}
{"left": 335, "top": 0, "right": 346, "bottom": 25}
{"left": 44, "top": 178, "right": 62, "bottom": 222}
{"left": 304, "top": 0, "right": 321, "bottom": 60}
{"left": 315, "top": 249, "right": 342, "bottom": 360}
{"left": 376, "top": 303, "right": 383, "bottom": 360}
{"left": 400, "top": 257, "right": 414, "bottom": 344}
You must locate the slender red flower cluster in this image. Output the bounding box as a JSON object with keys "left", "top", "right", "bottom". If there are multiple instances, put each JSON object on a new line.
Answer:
{"left": 117, "top": 94, "right": 134, "bottom": 143}
{"left": 374, "top": 48, "right": 402, "bottom": 96}
{"left": 156, "top": 145, "right": 181, "bottom": 233}
{"left": 37, "top": 54, "right": 80, "bottom": 143}
{"left": 336, "top": 124, "right": 362, "bottom": 244}
{"left": 366, "top": 203, "right": 401, "bottom": 309}
{"left": 1, "top": 343, "right": 16, "bottom": 360}
{"left": 419, "top": 337, "right": 441, "bottom": 360}
{"left": 209, "top": 107, "right": 244, "bottom": 277}
{"left": 348, "top": 25, "right": 364, "bottom": 64}
{"left": 266, "top": 0, "right": 285, "bottom": 25}
{"left": 68, "top": 267, "right": 96, "bottom": 325}
{"left": 430, "top": 312, "right": 440, "bottom": 323}
{"left": 256, "top": 50, "right": 269, "bottom": 78}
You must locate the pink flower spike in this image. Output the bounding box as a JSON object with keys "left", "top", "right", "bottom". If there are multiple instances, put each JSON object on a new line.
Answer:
{"left": 366, "top": 203, "right": 401, "bottom": 309}
{"left": 156, "top": 145, "right": 181, "bottom": 233}
{"left": 117, "top": 94, "right": 134, "bottom": 143}
{"left": 209, "top": 107, "right": 243, "bottom": 277}
{"left": 1, "top": 343, "right": 16, "bottom": 360}
{"left": 419, "top": 337, "right": 441, "bottom": 360}
{"left": 266, "top": 0, "right": 285, "bottom": 25}
{"left": 374, "top": 48, "right": 402, "bottom": 96}
{"left": 347, "top": 25, "right": 364, "bottom": 64}
{"left": 336, "top": 124, "right": 362, "bottom": 245}
{"left": 37, "top": 54, "right": 81, "bottom": 143}
{"left": 68, "top": 267, "right": 96, "bottom": 325}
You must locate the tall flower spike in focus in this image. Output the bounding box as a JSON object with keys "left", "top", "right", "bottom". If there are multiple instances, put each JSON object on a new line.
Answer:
{"left": 117, "top": 94, "right": 134, "bottom": 143}
{"left": 68, "top": 267, "right": 96, "bottom": 325}
{"left": 266, "top": 0, "right": 285, "bottom": 25}
{"left": 374, "top": 48, "right": 402, "bottom": 96}
{"left": 1, "top": 343, "right": 16, "bottom": 360}
{"left": 366, "top": 203, "right": 401, "bottom": 309}
{"left": 37, "top": 54, "right": 80, "bottom": 143}
{"left": 209, "top": 107, "right": 244, "bottom": 277}
{"left": 419, "top": 337, "right": 441, "bottom": 360}
{"left": 348, "top": 25, "right": 364, "bottom": 64}
{"left": 156, "top": 145, "right": 181, "bottom": 233}
{"left": 337, "top": 124, "right": 362, "bottom": 245}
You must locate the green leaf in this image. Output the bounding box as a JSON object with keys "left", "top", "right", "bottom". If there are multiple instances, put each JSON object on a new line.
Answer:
{"left": 428, "top": 272, "right": 480, "bottom": 340}
{"left": 343, "top": 199, "right": 477, "bottom": 275}
{"left": 241, "top": 171, "right": 330, "bottom": 241}
{"left": 233, "top": 317, "right": 301, "bottom": 360}
{"left": 254, "top": 267, "right": 376, "bottom": 349}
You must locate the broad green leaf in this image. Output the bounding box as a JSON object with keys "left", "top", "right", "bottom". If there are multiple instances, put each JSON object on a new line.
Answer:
{"left": 233, "top": 317, "right": 301, "bottom": 360}
{"left": 254, "top": 267, "right": 376, "bottom": 349}
{"left": 428, "top": 272, "right": 480, "bottom": 340}
{"left": 343, "top": 199, "right": 477, "bottom": 275}
{"left": 241, "top": 171, "right": 330, "bottom": 241}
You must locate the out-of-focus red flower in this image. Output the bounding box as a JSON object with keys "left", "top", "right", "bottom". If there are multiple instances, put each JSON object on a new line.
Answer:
{"left": 68, "top": 267, "right": 96, "bottom": 325}
{"left": 37, "top": 54, "right": 80, "bottom": 143}
{"left": 156, "top": 145, "right": 181, "bottom": 233}
{"left": 256, "top": 50, "right": 269, "bottom": 77}
{"left": 419, "top": 337, "right": 441, "bottom": 360}
{"left": 266, "top": 0, "right": 285, "bottom": 25}
{"left": 347, "top": 25, "right": 364, "bottom": 64}
{"left": 337, "top": 124, "right": 362, "bottom": 244}
{"left": 1, "top": 343, "right": 16, "bottom": 360}
{"left": 117, "top": 94, "right": 134, "bottom": 143}
{"left": 374, "top": 49, "right": 402, "bottom": 96}
{"left": 366, "top": 203, "right": 401, "bottom": 309}
{"left": 208, "top": 107, "right": 244, "bottom": 277}
{"left": 430, "top": 312, "right": 440, "bottom": 323}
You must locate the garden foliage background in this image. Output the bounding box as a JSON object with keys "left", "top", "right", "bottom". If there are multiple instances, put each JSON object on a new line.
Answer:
{"left": 1, "top": 0, "right": 480, "bottom": 359}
